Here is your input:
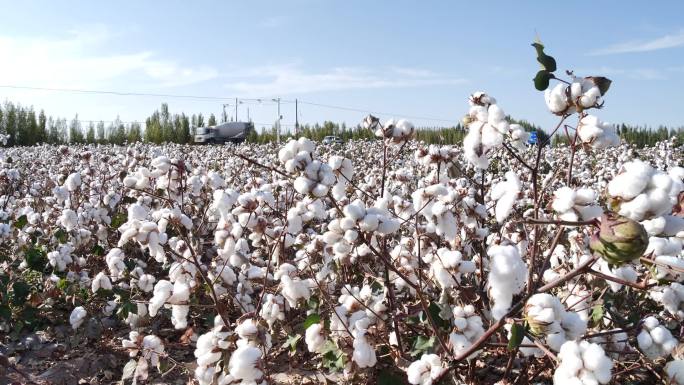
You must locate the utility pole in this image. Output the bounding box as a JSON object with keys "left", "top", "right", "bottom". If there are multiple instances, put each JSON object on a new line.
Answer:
{"left": 235, "top": 98, "right": 238, "bottom": 122}
{"left": 295, "top": 98, "right": 299, "bottom": 136}
{"left": 247, "top": 107, "right": 250, "bottom": 122}
{"left": 276, "top": 97, "right": 281, "bottom": 143}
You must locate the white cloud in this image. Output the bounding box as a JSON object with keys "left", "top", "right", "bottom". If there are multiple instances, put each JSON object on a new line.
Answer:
{"left": 224, "top": 65, "right": 466, "bottom": 97}
{"left": 589, "top": 30, "right": 684, "bottom": 55}
{"left": 0, "top": 26, "right": 219, "bottom": 89}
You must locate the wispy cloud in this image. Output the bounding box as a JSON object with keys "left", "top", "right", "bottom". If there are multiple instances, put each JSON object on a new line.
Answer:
{"left": 0, "top": 26, "right": 219, "bottom": 89}
{"left": 589, "top": 66, "right": 666, "bottom": 80}
{"left": 223, "top": 65, "right": 466, "bottom": 96}
{"left": 589, "top": 30, "right": 684, "bottom": 55}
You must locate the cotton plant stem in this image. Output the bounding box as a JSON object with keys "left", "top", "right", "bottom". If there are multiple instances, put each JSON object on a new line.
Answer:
{"left": 587, "top": 269, "right": 653, "bottom": 290}
{"left": 522, "top": 218, "right": 599, "bottom": 227}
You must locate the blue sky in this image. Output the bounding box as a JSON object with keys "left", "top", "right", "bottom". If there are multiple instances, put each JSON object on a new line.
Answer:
{"left": 1, "top": 1, "right": 683, "bottom": 132}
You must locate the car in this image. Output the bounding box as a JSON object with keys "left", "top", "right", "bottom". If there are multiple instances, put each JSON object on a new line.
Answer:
{"left": 322, "top": 136, "right": 343, "bottom": 145}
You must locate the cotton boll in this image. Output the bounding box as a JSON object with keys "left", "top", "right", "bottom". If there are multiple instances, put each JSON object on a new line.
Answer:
{"left": 449, "top": 305, "right": 484, "bottom": 358}
{"left": 665, "top": 360, "right": 684, "bottom": 385}
{"left": 228, "top": 345, "right": 263, "bottom": 381}
{"left": 487, "top": 245, "right": 528, "bottom": 319}
{"left": 577, "top": 115, "right": 619, "bottom": 149}
{"left": 59, "top": 209, "right": 79, "bottom": 231}
{"left": 654, "top": 255, "right": 684, "bottom": 281}
{"left": 91, "top": 271, "right": 112, "bottom": 293}
{"left": 650, "top": 282, "right": 684, "bottom": 320}
{"left": 545, "top": 83, "right": 570, "bottom": 115}
{"left": 552, "top": 187, "right": 577, "bottom": 213}
{"left": 491, "top": 172, "right": 521, "bottom": 223}
{"left": 305, "top": 323, "right": 326, "bottom": 353}
{"left": 554, "top": 340, "right": 613, "bottom": 385}
{"left": 141, "top": 335, "right": 165, "bottom": 367}
{"left": 638, "top": 316, "right": 677, "bottom": 359}
{"left": 608, "top": 160, "right": 652, "bottom": 201}
{"left": 137, "top": 274, "right": 156, "bottom": 292}
{"left": 65, "top": 172, "right": 82, "bottom": 191}
{"left": 149, "top": 280, "right": 173, "bottom": 317}
{"left": 69, "top": 306, "right": 87, "bottom": 330}
{"left": 171, "top": 304, "right": 189, "bottom": 329}
{"left": 406, "top": 354, "right": 445, "bottom": 385}
{"left": 259, "top": 294, "right": 285, "bottom": 328}
{"left": 351, "top": 319, "right": 376, "bottom": 368}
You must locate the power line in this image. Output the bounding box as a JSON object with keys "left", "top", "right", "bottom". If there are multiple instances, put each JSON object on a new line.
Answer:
{"left": 289, "top": 100, "right": 455, "bottom": 123}
{"left": 0, "top": 84, "right": 272, "bottom": 103}
{"left": 0, "top": 84, "right": 457, "bottom": 124}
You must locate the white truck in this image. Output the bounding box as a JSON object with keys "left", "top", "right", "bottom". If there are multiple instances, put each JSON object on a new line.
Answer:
{"left": 194, "top": 122, "right": 254, "bottom": 144}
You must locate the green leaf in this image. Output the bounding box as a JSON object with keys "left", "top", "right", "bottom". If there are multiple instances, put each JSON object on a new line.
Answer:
{"left": 378, "top": 370, "right": 403, "bottom": 385}
{"left": 110, "top": 212, "right": 127, "bottom": 229}
{"left": 531, "top": 42, "right": 557, "bottom": 72}
{"left": 117, "top": 301, "right": 136, "bottom": 319}
{"left": 19, "top": 306, "right": 39, "bottom": 325}
{"left": 508, "top": 323, "right": 525, "bottom": 351}
{"left": 411, "top": 335, "right": 435, "bottom": 356}
{"left": 590, "top": 304, "right": 604, "bottom": 325}
{"left": 54, "top": 228, "right": 68, "bottom": 243}
{"left": 426, "top": 302, "right": 450, "bottom": 329}
{"left": 14, "top": 215, "right": 28, "bottom": 230}
{"left": 303, "top": 313, "right": 321, "bottom": 330}
{"left": 306, "top": 296, "right": 320, "bottom": 311}
{"left": 121, "top": 196, "right": 137, "bottom": 204}
{"left": 56, "top": 278, "right": 69, "bottom": 291}
{"left": 533, "top": 70, "right": 553, "bottom": 91}
{"left": 282, "top": 334, "right": 301, "bottom": 353}
{"left": 0, "top": 304, "right": 11, "bottom": 321}
{"left": 11, "top": 281, "right": 31, "bottom": 305}
{"left": 321, "top": 341, "right": 346, "bottom": 371}
{"left": 92, "top": 244, "right": 105, "bottom": 256}
{"left": 25, "top": 247, "right": 47, "bottom": 272}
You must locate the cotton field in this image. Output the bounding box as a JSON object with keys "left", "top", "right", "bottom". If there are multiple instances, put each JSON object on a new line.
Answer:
{"left": 1, "top": 85, "right": 684, "bottom": 383}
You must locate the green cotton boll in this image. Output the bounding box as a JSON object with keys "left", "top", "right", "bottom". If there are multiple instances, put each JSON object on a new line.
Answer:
{"left": 590, "top": 212, "right": 649, "bottom": 265}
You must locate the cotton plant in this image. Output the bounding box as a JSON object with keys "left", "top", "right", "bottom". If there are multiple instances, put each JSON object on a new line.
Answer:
{"left": 544, "top": 76, "right": 608, "bottom": 116}
{"left": 194, "top": 317, "right": 233, "bottom": 385}
{"left": 121, "top": 332, "right": 166, "bottom": 382}
{"left": 365, "top": 115, "right": 415, "bottom": 145}
{"left": 462, "top": 92, "right": 509, "bottom": 169}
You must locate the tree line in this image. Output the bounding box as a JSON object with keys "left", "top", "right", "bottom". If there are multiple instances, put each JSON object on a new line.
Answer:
{"left": 1, "top": 101, "right": 682, "bottom": 147}
{"left": 552, "top": 123, "right": 684, "bottom": 148}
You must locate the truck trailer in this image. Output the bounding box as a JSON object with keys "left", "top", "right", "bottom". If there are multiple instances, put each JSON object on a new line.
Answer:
{"left": 194, "top": 122, "right": 254, "bottom": 144}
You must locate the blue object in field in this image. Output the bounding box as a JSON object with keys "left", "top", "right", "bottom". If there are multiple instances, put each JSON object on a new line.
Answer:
{"left": 528, "top": 131, "right": 538, "bottom": 145}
